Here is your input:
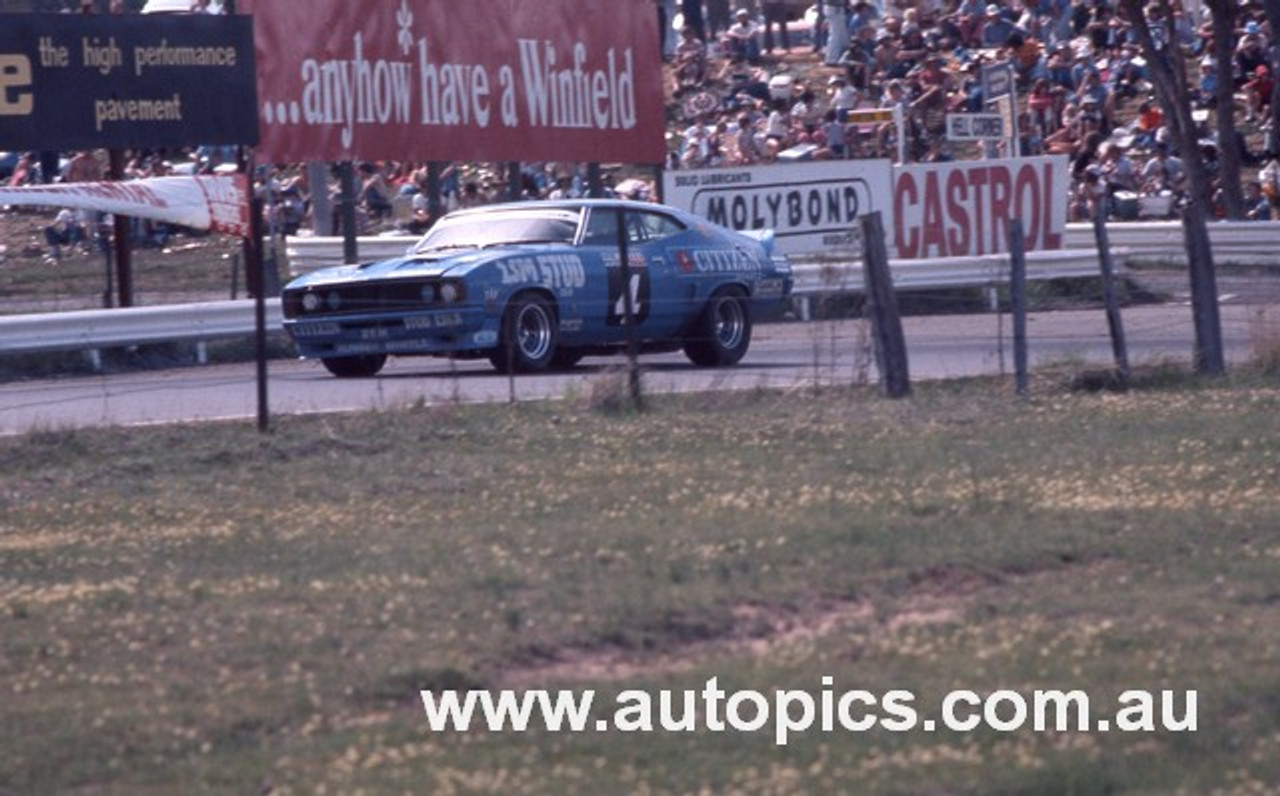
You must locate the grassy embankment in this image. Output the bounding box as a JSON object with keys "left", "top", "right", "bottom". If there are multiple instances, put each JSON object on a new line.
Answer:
{"left": 2, "top": 373, "right": 1278, "bottom": 794}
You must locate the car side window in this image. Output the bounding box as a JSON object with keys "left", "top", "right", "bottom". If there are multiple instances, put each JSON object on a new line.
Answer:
{"left": 633, "top": 211, "right": 686, "bottom": 243}
{"left": 581, "top": 209, "right": 619, "bottom": 246}
{"left": 581, "top": 209, "right": 687, "bottom": 246}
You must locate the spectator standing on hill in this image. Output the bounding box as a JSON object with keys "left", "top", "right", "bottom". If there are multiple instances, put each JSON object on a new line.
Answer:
{"left": 762, "top": 0, "right": 791, "bottom": 53}
{"left": 65, "top": 150, "right": 101, "bottom": 183}
{"left": 681, "top": 0, "right": 706, "bottom": 41}
{"left": 824, "top": 0, "right": 850, "bottom": 66}
{"left": 705, "top": 0, "right": 732, "bottom": 38}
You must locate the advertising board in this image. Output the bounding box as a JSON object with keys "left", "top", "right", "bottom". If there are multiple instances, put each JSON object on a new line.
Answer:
{"left": 241, "top": 0, "right": 665, "bottom": 164}
{"left": 0, "top": 14, "right": 257, "bottom": 151}
{"left": 893, "top": 156, "right": 1070, "bottom": 259}
{"left": 662, "top": 161, "right": 894, "bottom": 256}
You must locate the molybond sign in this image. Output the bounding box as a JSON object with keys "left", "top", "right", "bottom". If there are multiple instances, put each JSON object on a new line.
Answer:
{"left": 240, "top": 0, "right": 664, "bottom": 164}
{"left": 0, "top": 14, "right": 257, "bottom": 151}
{"left": 662, "top": 161, "right": 893, "bottom": 256}
{"left": 893, "top": 156, "right": 1069, "bottom": 258}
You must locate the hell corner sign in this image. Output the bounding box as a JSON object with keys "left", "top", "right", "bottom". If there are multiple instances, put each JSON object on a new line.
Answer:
{"left": 0, "top": 14, "right": 257, "bottom": 151}
{"left": 242, "top": 0, "right": 666, "bottom": 165}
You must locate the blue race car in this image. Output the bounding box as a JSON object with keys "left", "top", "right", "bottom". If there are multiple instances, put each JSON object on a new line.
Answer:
{"left": 281, "top": 199, "right": 792, "bottom": 377}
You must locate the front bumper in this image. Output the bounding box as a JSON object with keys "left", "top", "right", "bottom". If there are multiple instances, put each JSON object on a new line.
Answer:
{"left": 284, "top": 306, "right": 498, "bottom": 358}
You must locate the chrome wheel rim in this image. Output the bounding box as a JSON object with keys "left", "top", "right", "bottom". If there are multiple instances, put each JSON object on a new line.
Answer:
{"left": 516, "top": 304, "right": 553, "bottom": 360}
{"left": 714, "top": 298, "right": 745, "bottom": 350}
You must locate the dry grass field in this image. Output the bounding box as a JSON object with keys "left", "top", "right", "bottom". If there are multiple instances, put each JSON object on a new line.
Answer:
{"left": 2, "top": 372, "right": 1279, "bottom": 794}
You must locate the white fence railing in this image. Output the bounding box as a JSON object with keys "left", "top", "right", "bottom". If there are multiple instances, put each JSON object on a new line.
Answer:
{"left": 0, "top": 299, "right": 282, "bottom": 358}
{"left": 1, "top": 221, "right": 1277, "bottom": 361}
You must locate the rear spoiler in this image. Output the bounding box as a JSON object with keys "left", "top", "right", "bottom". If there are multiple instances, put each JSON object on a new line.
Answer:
{"left": 735, "top": 228, "right": 777, "bottom": 258}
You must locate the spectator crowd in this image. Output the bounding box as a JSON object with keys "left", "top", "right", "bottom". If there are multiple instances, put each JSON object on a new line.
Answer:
{"left": 6, "top": 0, "right": 1280, "bottom": 262}
{"left": 661, "top": 0, "right": 1280, "bottom": 222}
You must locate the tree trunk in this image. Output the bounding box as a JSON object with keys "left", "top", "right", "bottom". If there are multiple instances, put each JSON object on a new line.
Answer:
{"left": 1118, "top": 0, "right": 1225, "bottom": 375}
{"left": 1207, "top": 0, "right": 1243, "bottom": 218}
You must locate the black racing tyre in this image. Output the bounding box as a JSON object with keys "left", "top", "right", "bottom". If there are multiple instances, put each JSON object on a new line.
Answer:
{"left": 489, "top": 292, "right": 558, "bottom": 373}
{"left": 321, "top": 354, "right": 387, "bottom": 378}
{"left": 683, "top": 287, "right": 752, "bottom": 367}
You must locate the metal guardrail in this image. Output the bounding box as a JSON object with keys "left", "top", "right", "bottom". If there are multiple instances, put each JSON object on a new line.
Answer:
{"left": 284, "top": 221, "right": 1280, "bottom": 276}
{"left": 0, "top": 299, "right": 283, "bottom": 357}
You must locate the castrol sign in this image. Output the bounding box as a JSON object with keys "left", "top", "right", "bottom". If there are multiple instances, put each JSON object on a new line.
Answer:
{"left": 893, "top": 157, "right": 1069, "bottom": 259}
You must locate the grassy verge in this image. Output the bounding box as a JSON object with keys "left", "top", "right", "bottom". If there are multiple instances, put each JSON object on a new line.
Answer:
{"left": 2, "top": 376, "right": 1278, "bottom": 794}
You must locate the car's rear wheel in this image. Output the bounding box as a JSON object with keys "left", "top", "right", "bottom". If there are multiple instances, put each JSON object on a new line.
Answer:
{"left": 683, "top": 287, "right": 752, "bottom": 367}
{"left": 489, "top": 292, "right": 558, "bottom": 373}
{"left": 321, "top": 354, "right": 387, "bottom": 378}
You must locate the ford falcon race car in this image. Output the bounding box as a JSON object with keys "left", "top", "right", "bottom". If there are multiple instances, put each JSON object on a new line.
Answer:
{"left": 281, "top": 199, "right": 792, "bottom": 377}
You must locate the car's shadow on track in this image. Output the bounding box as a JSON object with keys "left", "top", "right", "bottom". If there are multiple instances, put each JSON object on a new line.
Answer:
{"left": 361, "top": 359, "right": 808, "bottom": 381}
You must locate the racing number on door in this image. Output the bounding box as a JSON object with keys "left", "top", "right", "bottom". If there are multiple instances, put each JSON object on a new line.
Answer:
{"left": 606, "top": 258, "right": 650, "bottom": 326}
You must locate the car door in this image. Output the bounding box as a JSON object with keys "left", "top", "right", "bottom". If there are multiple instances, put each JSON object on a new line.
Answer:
{"left": 578, "top": 207, "right": 652, "bottom": 343}
{"left": 617, "top": 209, "right": 687, "bottom": 339}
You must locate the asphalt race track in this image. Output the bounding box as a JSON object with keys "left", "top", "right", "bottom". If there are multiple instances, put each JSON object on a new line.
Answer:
{"left": 0, "top": 303, "right": 1274, "bottom": 435}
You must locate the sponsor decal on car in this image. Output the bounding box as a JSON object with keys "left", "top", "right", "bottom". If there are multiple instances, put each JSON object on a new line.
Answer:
{"left": 498, "top": 254, "right": 587, "bottom": 295}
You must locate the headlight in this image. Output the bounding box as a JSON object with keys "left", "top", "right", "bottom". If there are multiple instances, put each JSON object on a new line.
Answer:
{"left": 326, "top": 291, "right": 342, "bottom": 311}
{"left": 420, "top": 283, "right": 437, "bottom": 303}
{"left": 301, "top": 292, "right": 321, "bottom": 312}
{"left": 439, "top": 281, "right": 460, "bottom": 303}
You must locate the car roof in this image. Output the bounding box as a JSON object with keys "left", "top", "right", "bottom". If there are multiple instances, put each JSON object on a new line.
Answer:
{"left": 446, "top": 198, "right": 684, "bottom": 219}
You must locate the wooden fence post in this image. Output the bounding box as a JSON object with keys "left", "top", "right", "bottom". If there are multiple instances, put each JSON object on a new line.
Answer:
{"left": 1008, "top": 218, "right": 1029, "bottom": 396}
{"left": 860, "top": 212, "right": 910, "bottom": 398}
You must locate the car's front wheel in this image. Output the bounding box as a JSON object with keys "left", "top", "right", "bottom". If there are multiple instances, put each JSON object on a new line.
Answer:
{"left": 683, "top": 287, "right": 752, "bottom": 367}
{"left": 321, "top": 354, "right": 387, "bottom": 378}
{"left": 489, "top": 292, "right": 558, "bottom": 373}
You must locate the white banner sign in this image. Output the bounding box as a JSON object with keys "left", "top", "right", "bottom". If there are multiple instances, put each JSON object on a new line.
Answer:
{"left": 663, "top": 161, "right": 894, "bottom": 256}
{"left": 0, "top": 175, "right": 249, "bottom": 237}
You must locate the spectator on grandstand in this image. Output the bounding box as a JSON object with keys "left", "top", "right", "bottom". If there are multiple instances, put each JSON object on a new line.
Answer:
{"left": 1261, "top": 152, "right": 1280, "bottom": 217}
{"left": 732, "top": 112, "right": 765, "bottom": 164}
{"left": 1244, "top": 180, "right": 1272, "bottom": 220}
{"left": 1140, "top": 141, "right": 1187, "bottom": 196}
{"left": 980, "top": 3, "right": 1020, "bottom": 48}
{"left": 1191, "top": 56, "right": 1218, "bottom": 110}
{"left": 1243, "top": 65, "right": 1273, "bottom": 123}
{"left": 827, "top": 74, "right": 859, "bottom": 121}
{"left": 1234, "top": 22, "right": 1269, "bottom": 88}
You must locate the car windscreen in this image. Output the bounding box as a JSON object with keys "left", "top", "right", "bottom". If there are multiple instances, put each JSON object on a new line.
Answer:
{"left": 411, "top": 209, "right": 583, "bottom": 252}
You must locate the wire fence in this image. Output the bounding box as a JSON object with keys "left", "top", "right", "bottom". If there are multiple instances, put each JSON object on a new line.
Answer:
{"left": 1, "top": 297, "right": 1277, "bottom": 436}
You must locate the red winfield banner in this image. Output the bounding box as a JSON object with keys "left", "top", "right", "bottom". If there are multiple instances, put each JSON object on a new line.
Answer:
{"left": 0, "top": 176, "right": 250, "bottom": 237}
{"left": 240, "top": 0, "right": 666, "bottom": 164}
